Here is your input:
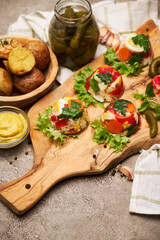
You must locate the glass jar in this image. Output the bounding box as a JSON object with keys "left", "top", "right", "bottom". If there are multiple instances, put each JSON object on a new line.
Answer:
{"left": 49, "top": 0, "right": 99, "bottom": 70}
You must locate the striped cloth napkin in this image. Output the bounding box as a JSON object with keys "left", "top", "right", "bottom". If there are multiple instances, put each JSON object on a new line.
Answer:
{"left": 7, "top": 0, "right": 159, "bottom": 84}
{"left": 129, "top": 144, "right": 160, "bottom": 215}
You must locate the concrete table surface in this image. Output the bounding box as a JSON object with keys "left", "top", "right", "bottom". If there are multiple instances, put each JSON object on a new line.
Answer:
{"left": 0, "top": 0, "right": 160, "bottom": 240}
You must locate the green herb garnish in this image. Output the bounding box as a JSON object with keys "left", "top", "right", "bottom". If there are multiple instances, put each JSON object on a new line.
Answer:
{"left": 126, "top": 125, "right": 138, "bottom": 137}
{"left": 73, "top": 66, "right": 104, "bottom": 108}
{"left": 0, "top": 40, "right": 9, "bottom": 45}
{"left": 59, "top": 106, "right": 82, "bottom": 120}
{"left": 71, "top": 100, "right": 81, "bottom": 109}
{"left": 145, "top": 82, "right": 155, "bottom": 97}
{"left": 91, "top": 118, "right": 130, "bottom": 153}
{"left": 104, "top": 46, "right": 143, "bottom": 76}
{"left": 128, "top": 52, "right": 145, "bottom": 65}
{"left": 132, "top": 92, "right": 160, "bottom": 120}
{"left": 132, "top": 34, "right": 150, "bottom": 54}
{"left": 89, "top": 77, "right": 100, "bottom": 94}
{"left": 3, "top": 40, "right": 8, "bottom": 45}
{"left": 132, "top": 93, "right": 146, "bottom": 100}
{"left": 96, "top": 72, "right": 113, "bottom": 85}
{"left": 34, "top": 106, "right": 69, "bottom": 145}
{"left": 112, "top": 99, "right": 131, "bottom": 116}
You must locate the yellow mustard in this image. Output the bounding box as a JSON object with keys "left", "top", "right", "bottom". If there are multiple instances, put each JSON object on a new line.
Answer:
{"left": 0, "top": 112, "right": 28, "bottom": 143}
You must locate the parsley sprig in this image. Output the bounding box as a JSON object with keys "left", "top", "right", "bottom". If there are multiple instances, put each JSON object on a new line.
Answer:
{"left": 96, "top": 72, "right": 113, "bottom": 85}
{"left": 106, "top": 99, "right": 131, "bottom": 116}
{"left": 112, "top": 99, "right": 131, "bottom": 116}
{"left": 89, "top": 77, "right": 100, "bottom": 94}
{"left": 132, "top": 34, "right": 150, "bottom": 54}
{"left": 59, "top": 106, "right": 82, "bottom": 120}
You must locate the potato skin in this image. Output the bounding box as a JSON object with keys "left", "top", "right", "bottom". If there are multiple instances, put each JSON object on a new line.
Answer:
{"left": 0, "top": 68, "right": 13, "bottom": 96}
{"left": 8, "top": 47, "right": 35, "bottom": 75}
{"left": 25, "top": 40, "right": 50, "bottom": 70}
{"left": 13, "top": 67, "right": 45, "bottom": 93}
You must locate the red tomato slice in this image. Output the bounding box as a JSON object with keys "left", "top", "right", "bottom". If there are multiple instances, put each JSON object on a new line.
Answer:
{"left": 55, "top": 118, "right": 69, "bottom": 127}
{"left": 85, "top": 78, "right": 90, "bottom": 90}
{"left": 112, "top": 71, "right": 121, "bottom": 81}
{"left": 152, "top": 75, "right": 160, "bottom": 94}
{"left": 51, "top": 115, "right": 57, "bottom": 122}
{"left": 115, "top": 44, "right": 120, "bottom": 52}
{"left": 116, "top": 114, "right": 136, "bottom": 126}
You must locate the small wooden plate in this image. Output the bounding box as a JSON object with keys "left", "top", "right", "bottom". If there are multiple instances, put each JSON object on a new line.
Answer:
{"left": 0, "top": 35, "right": 58, "bottom": 108}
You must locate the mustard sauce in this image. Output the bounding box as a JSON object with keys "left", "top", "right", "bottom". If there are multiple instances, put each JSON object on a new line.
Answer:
{"left": 0, "top": 112, "right": 28, "bottom": 143}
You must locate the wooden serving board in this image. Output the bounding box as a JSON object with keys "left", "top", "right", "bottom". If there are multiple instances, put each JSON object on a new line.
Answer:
{"left": 0, "top": 20, "right": 160, "bottom": 215}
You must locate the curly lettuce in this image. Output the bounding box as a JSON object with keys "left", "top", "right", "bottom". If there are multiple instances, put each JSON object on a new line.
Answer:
{"left": 34, "top": 106, "right": 69, "bottom": 145}
{"left": 91, "top": 117, "right": 130, "bottom": 153}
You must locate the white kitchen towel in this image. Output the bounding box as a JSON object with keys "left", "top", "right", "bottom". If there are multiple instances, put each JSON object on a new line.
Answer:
{"left": 129, "top": 144, "right": 160, "bottom": 215}
{"left": 7, "top": 0, "right": 159, "bottom": 84}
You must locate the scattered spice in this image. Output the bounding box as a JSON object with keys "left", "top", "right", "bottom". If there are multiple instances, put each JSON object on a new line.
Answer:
{"left": 25, "top": 151, "right": 28, "bottom": 155}
{"left": 111, "top": 169, "right": 116, "bottom": 176}
{"left": 14, "top": 157, "right": 17, "bottom": 160}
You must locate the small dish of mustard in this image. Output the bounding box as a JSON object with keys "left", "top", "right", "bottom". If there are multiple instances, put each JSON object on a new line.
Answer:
{"left": 0, "top": 106, "right": 30, "bottom": 148}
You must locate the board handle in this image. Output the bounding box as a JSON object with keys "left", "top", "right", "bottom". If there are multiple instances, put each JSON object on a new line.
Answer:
{"left": 0, "top": 156, "right": 90, "bottom": 215}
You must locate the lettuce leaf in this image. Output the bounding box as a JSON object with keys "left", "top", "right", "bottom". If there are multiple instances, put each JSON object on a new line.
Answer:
{"left": 74, "top": 66, "right": 104, "bottom": 109}
{"left": 132, "top": 93, "right": 160, "bottom": 120}
{"left": 91, "top": 118, "right": 130, "bottom": 153}
{"left": 34, "top": 106, "right": 69, "bottom": 145}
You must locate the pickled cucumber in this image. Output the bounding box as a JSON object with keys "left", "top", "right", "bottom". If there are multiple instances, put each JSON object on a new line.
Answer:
{"left": 49, "top": 5, "right": 99, "bottom": 70}
{"left": 70, "top": 23, "right": 87, "bottom": 49}
{"left": 149, "top": 56, "right": 160, "bottom": 78}
{"left": 145, "top": 110, "right": 157, "bottom": 137}
{"left": 64, "top": 6, "right": 76, "bottom": 19}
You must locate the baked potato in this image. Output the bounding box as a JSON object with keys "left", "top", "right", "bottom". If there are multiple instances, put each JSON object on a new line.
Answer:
{"left": 25, "top": 40, "right": 50, "bottom": 70}
{"left": 13, "top": 67, "right": 45, "bottom": 93}
{"left": 0, "top": 38, "right": 22, "bottom": 59}
{"left": 0, "top": 68, "right": 13, "bottom": 96}
{"left": 8, "top": 47, "right": 35, "bottom": 75}
{"left": 3, "top": 60, "right": 10, "bottom": 72}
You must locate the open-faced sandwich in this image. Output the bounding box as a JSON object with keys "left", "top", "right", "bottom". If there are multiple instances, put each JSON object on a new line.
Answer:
{"left": 50, "top": 97, "right": 88, "bottom": 134}
{"left": 85, "top": 65, "right": 124, "bottom": 102}
{"left": 102, "top": 99, "right": 140, "bottom": 135}
{"left": 115, "top": 33, "right": 153, "bottom": 67}
{"left": 91, "top": 99, "right": 140, "bottom": 152}
{"left": 104, "top": 33, "right": 153, "bottom": 76}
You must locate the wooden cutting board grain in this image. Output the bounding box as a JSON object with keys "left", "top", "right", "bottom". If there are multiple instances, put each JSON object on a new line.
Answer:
{"left": 0, "top": 20, "right": 160, "bottom": 215}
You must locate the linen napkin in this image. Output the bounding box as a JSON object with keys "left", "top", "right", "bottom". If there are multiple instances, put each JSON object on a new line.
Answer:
{"left": 7, "top": 0, "right": 159, "bottom": 84}
{"left": 129, "top": 144, "right": 160, "bottom": 215}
